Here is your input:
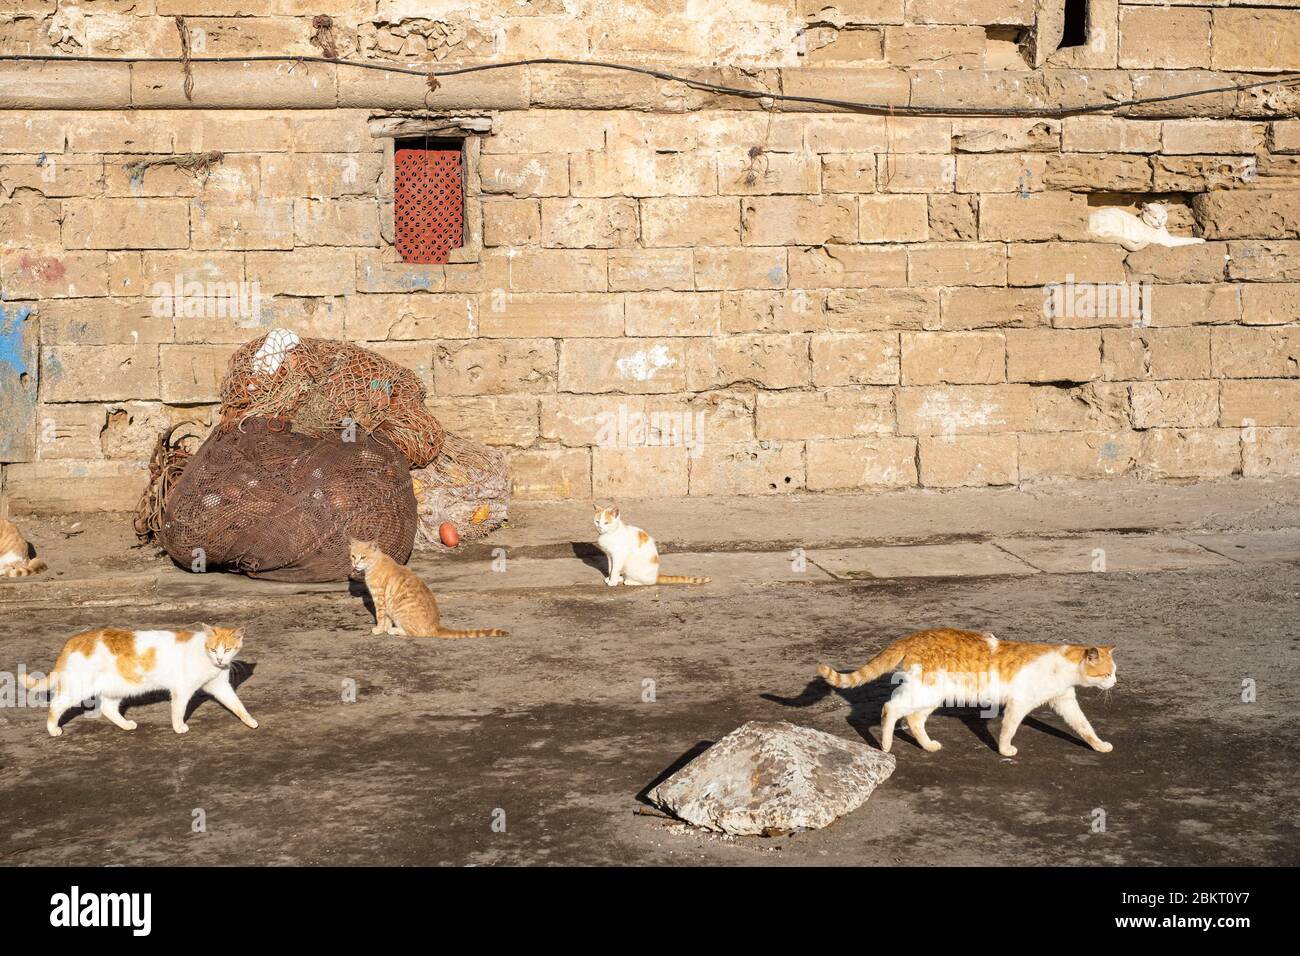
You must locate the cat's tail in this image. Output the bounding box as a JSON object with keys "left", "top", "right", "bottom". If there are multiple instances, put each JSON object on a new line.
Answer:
{"left": 19, "top": 671, "right": 51, "bottom": 692}
{"left": 432, "top": 627, "right": 509, "bottom": 639}
{"left": 655, "top": 574, "right": 711, "bottom": 585}
{"left": 0, "top": 559, "right": 46, "bottom": 577}
{"left": 818, "top": 643, "right": 907, "bottom": 689}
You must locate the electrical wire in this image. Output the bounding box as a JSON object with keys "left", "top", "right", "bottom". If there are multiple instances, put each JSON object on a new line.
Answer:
{"left": 2, "top": 53, "right": 1299, "bottom": 118}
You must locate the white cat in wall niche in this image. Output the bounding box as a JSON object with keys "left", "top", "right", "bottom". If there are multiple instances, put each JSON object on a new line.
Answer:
{"left": 1088, "top": 202, "right": 1206, "bottom": 252}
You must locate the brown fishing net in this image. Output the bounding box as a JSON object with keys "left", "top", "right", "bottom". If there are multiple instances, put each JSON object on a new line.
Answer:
{"left": 153, "top": 418, "right": 416, "bottom": 582}
{"left": 411, "top": 432, "right": 512, "bottom": 550}
{"left": 220, "top": 333, "right": 444, "bottom": 468}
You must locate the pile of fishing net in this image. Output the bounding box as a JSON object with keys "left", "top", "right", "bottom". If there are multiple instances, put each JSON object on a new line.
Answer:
{"left": 145, "top": 418, "right": 416, "bottom": 582}
{"left": 411, "top": 432, "right": 511, "bottom": 551}
{"left": 134, "top": 330, "right": 510, "bottom": 580}
{"left": 220, "top": 329, "right": 444, "bottom": 467}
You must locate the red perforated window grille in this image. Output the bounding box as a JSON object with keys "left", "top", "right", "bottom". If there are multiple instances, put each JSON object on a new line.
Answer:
{"left": 394, "top": 140, "right": 464, "bottom": 265}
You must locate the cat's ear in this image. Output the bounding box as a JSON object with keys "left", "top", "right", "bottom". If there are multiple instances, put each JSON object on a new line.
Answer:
{"left": 611, "top": 507, "right": 620, "bottom": 519}
{"left": 199, "top": 623, "right": 216, "bottom": 640}
{"left": 233, "top": 627, "right": 246, "bottom": 643}
{"left": 1084, "top": 646, "right": 1101, "bottom": 662}
{"left": 592, "top": 503, "right": 601, "bottom": 512}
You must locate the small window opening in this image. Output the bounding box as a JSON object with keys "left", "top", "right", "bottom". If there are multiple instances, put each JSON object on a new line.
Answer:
{"left": 1059, "top": 0, "right": 1088, "bottom": 49}
{"left": 394, "top": 137, "right": 464, "bottom": 265}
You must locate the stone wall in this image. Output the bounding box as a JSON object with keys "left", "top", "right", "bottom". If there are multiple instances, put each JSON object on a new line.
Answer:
{"left": 1, "top": 2, "right": 1299, "bottom": 512}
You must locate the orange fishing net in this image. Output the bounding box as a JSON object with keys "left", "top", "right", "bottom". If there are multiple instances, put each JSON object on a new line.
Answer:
{"left": 219, "top": 333, "right": 444, "bottom": 468}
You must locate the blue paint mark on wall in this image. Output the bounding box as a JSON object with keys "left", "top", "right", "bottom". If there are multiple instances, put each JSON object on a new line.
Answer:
{"left": 0, "top": 302, "right": 33, "bottom": 377}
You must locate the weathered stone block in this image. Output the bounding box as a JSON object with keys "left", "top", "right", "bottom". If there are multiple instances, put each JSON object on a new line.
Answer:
{"left": 811, "top": 332, "right": 899, "bottom": 386}
{"left": 1006, "top": 329, "right": 1101, "bottom": 382}
{"left": 1211, "top": 327, "right": 1300, "bottom": 378}
{"left": 689, "top": 335, "right": 813, "bottom": 390}
{"left": 859, "top": 194, "right": 928, "bottom": 242}
{"left": 436, "top": 338, "right": 558, "bottom": 396}
{"left": 694, "top": 247, "right": 788, "bottom": 291}
{"left": 688, "top": 441, "right": 805, "bottom": 495}
{"left": 42, "top": 345, "right": 160, "bottom": 402}
{"left": 979, "top": 192, "right": 1090, "bottom": 241}
{"left": 742, "top": 195, "right": 858, "bottom": 246}
{"left": 641, "top": 196, "right": 741, "bottom": 247}
{"left": 1101, "top": 328, "right": 1212, "bottom": 381}
{"left": 896, "top": 384, "right": 1034, "bottom": 435}
{"left": 593, "top": 445, "right": 689, "bottom": 498}
{"left": 806, "top": 437, "right": 918, "bottom": 490}
{"left": 626, "top": 293, "right": 720, "bottom": 337}
{"left": 901, "top": 331, "right": 1005, "bottom": 385}
{"left": 1130, "top": 381, "right": 1220, "bottom": 429}
{"left": 558, "top": 338, "right": 686, "bottom": 394}
{"left": 511, "top": 447, "right": 591, "bottom": 500}
{"left": 918, "top": 434, "right": 1018, "bottom": 487}
{"left": 909, "top": 243, "right": 1007, "bottom": 286}
{"left": 62, "top": 198, "right": 189, "bottom": 250}
{"left": 757, "top": 388, "right": 893, "bottom": 440}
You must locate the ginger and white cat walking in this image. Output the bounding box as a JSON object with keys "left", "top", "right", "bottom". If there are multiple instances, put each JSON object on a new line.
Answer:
{"left": 819, "top": 627, "right": 1117, "bottom": 758}
{"left": 23, "top": 625, "right": 258, "bottom": 737}
{"left": 593, "top": 506, "right": 709, "bottom": 586}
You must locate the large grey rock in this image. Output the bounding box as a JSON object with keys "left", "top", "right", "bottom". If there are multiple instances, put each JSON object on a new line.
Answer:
{"left": 646, "top": 720, "right": 896, "bottom": 836}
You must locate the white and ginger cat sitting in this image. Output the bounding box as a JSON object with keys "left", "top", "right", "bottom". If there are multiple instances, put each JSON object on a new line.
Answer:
{"left": 593, "top": 506, "right": 709, "bottom": 586}
{"left": 819, "top": 627, "right": 1116, "bottom": 758}
{"left": 22, "top": 624, "right": 258, "bottom": 737}
{"left": 350, "top": 540, "right": 508, "bottom": 638}
{"left": 0, "top": 516, "right": 47, "bottom": 577}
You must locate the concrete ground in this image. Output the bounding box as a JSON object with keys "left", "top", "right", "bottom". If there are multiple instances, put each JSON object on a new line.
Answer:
{"left": 1, "top": 478, "right": 1298, "bottom": 865}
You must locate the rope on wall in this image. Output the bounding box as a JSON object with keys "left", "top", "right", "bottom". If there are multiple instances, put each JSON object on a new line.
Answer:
{"left": 2, "top": 53, "right": 1299, "bottom": 118}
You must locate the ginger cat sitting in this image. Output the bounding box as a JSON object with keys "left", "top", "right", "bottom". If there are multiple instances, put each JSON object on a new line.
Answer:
{"left": 350, "top": 540, "right": 508, "bottom": 638}
{"left": 819, "top": 628, "right": 1116, "bottom": 758}
{"left": 22, "top": 624, "right": 257, "bottom": 737}
{"left": 0, "top": 517, "right": 47, "bottom": 577}
{"left": 593, "top": 506, "right": 709, "bottom": 586}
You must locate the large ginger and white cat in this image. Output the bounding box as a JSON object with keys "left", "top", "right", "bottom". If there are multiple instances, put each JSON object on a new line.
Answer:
{"left": 350, "top": 540, "right": 508, "bottom": 638}
{"left": 819, "top": 628, "right": 1116, "bottom": 758}
{"left": 22, "top": 624, "right": 258, "bottom": 737}
{"left": 0, "top": 517, "right": 47, "bottom": 577}
{"left": 593, "top": 506, "right": 709, "bottom": 586}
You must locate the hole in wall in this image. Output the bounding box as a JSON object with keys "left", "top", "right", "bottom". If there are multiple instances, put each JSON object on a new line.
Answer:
{"left": 1059, "top": 0, "right": 1088, "bottom": 49}
{"left": 985, "top": 27, "right": 1029, "bottom": 69}
{"left": 1088, "top": 192, "right": 1199, "bottom": 232}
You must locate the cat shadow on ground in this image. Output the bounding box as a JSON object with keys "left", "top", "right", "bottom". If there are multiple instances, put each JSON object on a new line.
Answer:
{"left": 761, "top": 678, "right": 1089, "bottom": 754}
{"left": 348, "top": 578, "right": 374, "bottom": 617}
{"left": 570, "top": 542, "right": 606, "bottom": 577}
{"left": 105, "top": 661, "right": 259, "bottom": 725}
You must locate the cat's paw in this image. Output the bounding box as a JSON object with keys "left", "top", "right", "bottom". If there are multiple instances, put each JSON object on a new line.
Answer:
{"left": 243, "top": 717, "right": 259, "bottom": 729}
{"left": 922, "top": 740, "right": 942, "bottom": 753}
{"left": 370, "top": 625, "right": 386, "bottom": 635}
{"left": 1093, "top": 740, "right": 1113, "bottom": 753}
{"left": 999, "top": 744, "right": 1018, "bottom": 758}
{"left": 173, "top": 723, "right": 189, "bottom": 735}
{"left": 47, "top": 725, "right": 63, "bottom": 738}
{"left": 121, "top": 720, "right": 138, "bottom": 731}
{"left": 605, "top": 576, "right": 620, "bottom": 586}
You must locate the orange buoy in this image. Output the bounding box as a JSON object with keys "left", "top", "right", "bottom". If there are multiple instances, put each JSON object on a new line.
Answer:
{"left": 439, "top": 522, "right": 459, "bottom": 548}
